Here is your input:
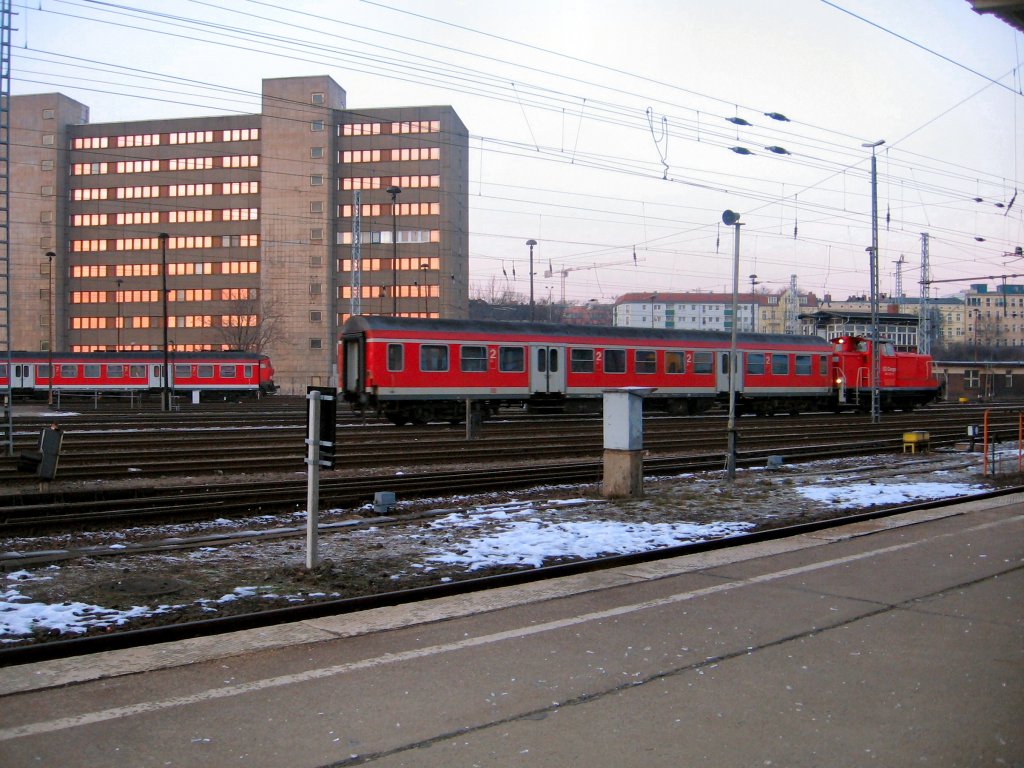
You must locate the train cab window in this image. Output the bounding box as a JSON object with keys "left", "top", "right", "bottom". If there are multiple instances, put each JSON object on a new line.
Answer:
{"left": 498, "top": 346, "right": 524, "bottom": 372}
{"left": 387, "top": 343, "right": 404, "bottom": 372}
{"left": 693, "top": 351, "right": 713, "bottom": 374}
{"left": 794, "top": 355, "right": 812, "bottom": 376}
{"left": 107, "top": 364, "right": 124, "bottom": 378}
{"left": 197, "top": 365, "right": 214, "bottom": 379}
{"left": 746, "top": 353, "right": 765, "bottom": 375}
{"left": 570, "top": 348, "right": 595, "bottom": 373}
{"left": 665, "top": 351, "right": 685, "bottom": 374}
{"left": 60, "top": 364, "right": 77, "bottom": 378}
{"left": 881, "top": 343, "right": 895, "bottom": 356}
{"left": 635, "top": 350, "right": 656, "bottom": 374}
{"left": 130, "top": 364, "right": 146, "bottom": 378}
{"left": 460, "top": 346, "right": 487, "bottom": 372}
{"left": 221, "top": 365, "right": 237, "bottom": 379}
{"left": 604, "top": 349, "right": 626, "bottom": 374}
{"left": 771, "top": 355, "right": 789, "bottom": 375}
{"left": 174, "top": 364, "right": 191, "bottom": 379}
{"left": 420, "top": 344, "right": 449, "bottom": 372}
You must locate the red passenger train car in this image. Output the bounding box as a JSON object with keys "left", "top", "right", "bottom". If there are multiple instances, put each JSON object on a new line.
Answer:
{"left": 340, "top": 317, "right": 941, "bottom": 424}
{"left": 1, "top": 350, "right": 276, "bottom": 399}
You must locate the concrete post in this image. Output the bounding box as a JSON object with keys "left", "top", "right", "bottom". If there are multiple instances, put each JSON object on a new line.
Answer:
{"left": 602, "top": 388, "right": 654, "bottom": 499}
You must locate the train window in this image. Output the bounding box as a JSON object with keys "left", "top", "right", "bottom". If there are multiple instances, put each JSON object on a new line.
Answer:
{"left": 130, "top": 365, "right": 146, "bottom": 378}
{"left": 37, "top": 364, "right": 51, "bottom": 378}
{"left": 244, "top": 365, "right": 254, "bottom": 379}
{"left": 570, "top": 348, "right": 594, "bottom": 373}
{"left": 881, "top": 343, "right": 895, "bottom": 356}
{"left": 771, "top": 355, "right": 789, "bottom": 375}
{"left": 635, "top": 350, "right": 656, "bottom": 374}
{"left": 746, "top": 353, "right": 765, "bottom": 375}
{"left": 198, "top": 365, "right": 214, "bottom": 378}
{"left": 819, "top": 356, "right": 828, "bottom": 376}
{"left": 107, "top": 364, "right": 125, "bottom": 378}
{"left": 420, "top": 344, "right": 449, "bottom": 372}
{"left": 535, "top": 348, "right": 547, "bottom": 373}
{"left": 460, "top": 346, "right": 487, "bottom": 372}
{"left": 0, "top": 364, "right": 6, "bottom": 377}
{"left": 665, "top": 351, "right": 685, "bottom": 374}
{"left": 221, "top": 365, "right": 237, "bottom": 378}
{"left": 174, "top": 364, "right": 191, "bottom": 379}
{"left": 499, "top": 346, "right": 524, "bottom": 372}
{"left": 604, "top": 349, "right": 626, "bottom": 374}
{"left": 60, "top": 364, "right": 77, "bottom": 378}
{"left": 387, "top": 343, "right": 404, "bottom": 371}
{"left": 692, "top": 351, "right": 713, "bottom": 374}
{"left": 794, "top": 355, "right": 812, "bottom": 376}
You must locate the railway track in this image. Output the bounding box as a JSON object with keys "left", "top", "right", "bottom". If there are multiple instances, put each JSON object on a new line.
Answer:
{"left": 2, "top": 404, "right": 1019, "bottom": 486}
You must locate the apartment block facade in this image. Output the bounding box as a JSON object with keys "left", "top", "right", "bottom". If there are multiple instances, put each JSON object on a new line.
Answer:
{"left": 10, "top": 75, "right": 469, "bottom": 394}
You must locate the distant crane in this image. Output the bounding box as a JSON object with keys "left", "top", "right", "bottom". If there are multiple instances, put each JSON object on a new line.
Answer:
{"left": 544, "top": 258, "right": 641, "bottom": 302}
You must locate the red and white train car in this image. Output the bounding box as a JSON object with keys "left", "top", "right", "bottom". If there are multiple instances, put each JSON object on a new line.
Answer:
{"left": 341, "top": 317, "right": 939, "bottom": 425}
{"left": 1, "top": 350, "right": 276, "bottom": 398}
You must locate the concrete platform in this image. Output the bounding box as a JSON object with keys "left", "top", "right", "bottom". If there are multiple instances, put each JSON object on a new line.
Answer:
{"left": 0, "top": 493, "right": 1021, "bottom": 767}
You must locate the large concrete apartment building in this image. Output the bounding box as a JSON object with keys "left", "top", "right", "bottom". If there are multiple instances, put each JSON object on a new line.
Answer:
{"left": 9, "top": 75, "right": 469, "bottom": 394}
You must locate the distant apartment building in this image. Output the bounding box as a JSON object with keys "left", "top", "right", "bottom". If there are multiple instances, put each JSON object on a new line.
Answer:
{"left": 614, "top": 289, "right": 818, "bottom": 334}
{"left": 9, "top": 75, "right": 469, "bottom": 394}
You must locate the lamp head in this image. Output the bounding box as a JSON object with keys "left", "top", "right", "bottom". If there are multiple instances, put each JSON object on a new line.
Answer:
{"left": 526, "top": 239, "right": 537, "bottom": 247}
{"left": 722, "top": 210, "right": 740, "bottom": 226}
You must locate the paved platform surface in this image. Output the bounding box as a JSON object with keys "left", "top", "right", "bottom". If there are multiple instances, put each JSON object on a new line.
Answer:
{"left": 1, "top": 494, "right": 1021, "bottom": 767}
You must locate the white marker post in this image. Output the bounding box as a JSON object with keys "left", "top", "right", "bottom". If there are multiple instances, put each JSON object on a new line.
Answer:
{"left": 305, "top": 389, "right": 322, "bottom": 569}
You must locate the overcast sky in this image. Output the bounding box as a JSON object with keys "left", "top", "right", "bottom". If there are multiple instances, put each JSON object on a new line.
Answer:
{"left": 12, "top": 0, "right": 1024, "bottom": 304}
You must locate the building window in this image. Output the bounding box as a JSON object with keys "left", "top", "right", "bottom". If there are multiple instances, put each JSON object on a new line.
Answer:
{"left": 310, "top": 146, "right": 324, "bottom": 159}
{"left": 40, "top": 185, "right": 54, "bottom": 196}
{"left": 309, "top": 283, "right": 323, "bottom": 295}
{"left": 310, "top": 228, "right": 324, "bottom": 241}
{"left": 310, "top": 174, "right": 324, "bottom": 186}
{"left": 310, "top": 201, "right": 324, "bottom": 214}
{"left": 42, "top": 108, "right": 55, "bottom": 120}
{"left": 40, "top": 210, "right": 53, "bottom": 223}
{"left": 311, "top": 92, "right": 325, "bottom": 105}
{"left": 41, "top": 159, "right": 54, "bottom": 171}
{"left": 309, "top": 338, "right": 323, "bottom": 350}
{"left": 311, "top": 120, "right": 325, "bottom": 132}
{"left": 42, "top": 134, "right": 55, "bottom": 146}
{"left": 309, "top": 310, "right": 322, "bottom": 323}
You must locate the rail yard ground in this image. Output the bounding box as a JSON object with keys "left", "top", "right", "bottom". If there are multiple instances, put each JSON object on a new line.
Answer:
{"left": 2, "top": 444, "right": 1019, "bottom": 647}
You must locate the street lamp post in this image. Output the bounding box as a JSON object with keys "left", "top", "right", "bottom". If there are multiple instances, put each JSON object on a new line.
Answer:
{"left": 722, "top": 210, "right": 742, "bottom": 481}
{"left": 420, "top": 262, "right": 430, "bottom": 316}
{"left": 387, "top": 186, "right": 401, "bottom": 316}
{"left": 862, "top": 139, "right": 884, "bottom": 424}
{"left": 159, "top": 232, "right": 170, "bottom": 412}
{"left": 46, "top": 251, "right": 55, "bottom": 406}
{"left": 749, "top": 274, "right": 760, "bottom": 332}
{"left": 525, "top": 239, "right": 537, "bottom": 321}
{"left": 115, "top": 278, "right": 123, "bottom": 349}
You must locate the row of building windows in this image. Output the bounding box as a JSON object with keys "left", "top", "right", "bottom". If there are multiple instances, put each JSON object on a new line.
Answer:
{"left": 339, "top": 202, "right": 440, "bottom": 218}
{"left": 70, "top": 261, "right": 259, "bottom": 278}
{"left": 69, "top": 314, "right": 258, "bottom": 331}
{"left": 71, "top": 208, "right": 259, "bottom": 227}
{"left": 339, "top": 257, "right": 440, "bottom": 272}
{"left": 340, "top": 284, "right": 438, "bottom": 299}
{"left": 339, "top": 120, "right": 440, "bottom": 137}
{"left": 71, "top": 287, "right": 258, "bottom": 304}
{"left": 337, "top": 230, "right": 440, "bottom": 245}
{"left": 71, "top": 235, "right": 259, "bottom": 252}
{"left": 340, "top": 175, "right": 440, "bottom": 191}
{"left": 74, "top": 182, "right": 259, "bottom": 200}
{"left": 72, "top": 155, "right": 259, "bottom": 176}
{"left": 71, "top": 129, "right": 259, "bottom": 150}
{"left": 340, "top": 147, "right": 440, "bottom": 164}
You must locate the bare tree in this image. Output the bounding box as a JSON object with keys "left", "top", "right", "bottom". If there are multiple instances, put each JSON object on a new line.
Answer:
{"left": 214, "top": 294, "right": 288, "bottom": 353}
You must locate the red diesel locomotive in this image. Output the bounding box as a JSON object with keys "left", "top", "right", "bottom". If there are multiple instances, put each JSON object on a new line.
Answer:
{"left": 340, "top": 316, "right": 941, "bottom": 425}
{"left": 1, "top": 350, "right": 276, "bottom": 399}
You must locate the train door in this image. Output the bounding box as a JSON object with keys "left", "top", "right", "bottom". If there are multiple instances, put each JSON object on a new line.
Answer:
{"left": 530, "top": 345, "right": 566, "bottom": 394}
{"left": 342, "top": 337, "right": 363, "bottom": 395}
{"left": 13, "top": 363, "right": 35, "bottom": 389}
{"left": 717, "top": 351, "right": 744, "bottom": 394}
